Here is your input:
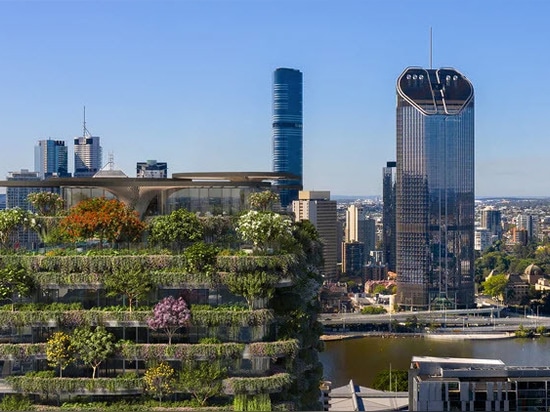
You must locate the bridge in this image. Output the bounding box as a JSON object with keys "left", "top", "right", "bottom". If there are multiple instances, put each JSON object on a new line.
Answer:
{"left": 319, "top": 307, "right": 550, "bottom": 333}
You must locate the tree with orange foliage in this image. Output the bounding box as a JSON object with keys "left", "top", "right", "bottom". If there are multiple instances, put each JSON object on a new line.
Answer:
{"left": 60, "top": 197, "right": 146, "bottom": 247}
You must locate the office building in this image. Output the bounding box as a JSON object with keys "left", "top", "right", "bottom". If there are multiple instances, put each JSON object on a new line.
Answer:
{"left": 272, "top": 67, "right": 303, "bottom": 207}
{"left": 383, "top": 161, "right": 397, "bottom": 272}
{"left": 345, "top": 205, "right": 376, "bottom": 265}
{"left": 480, "top": 207, "right": 502, "bottom": 239}
{"left": 410, "top": 356, "right": 550, "bottom": 411}
{"left": 6, "top": 169, "right": 41, "bottom": 209}
{"left": 516, "top": 214, "right": 537, "bottom": 241}
{"left": 34, "top": 139, "right": 70, "bottom": 179}
{"left": 342, "top": 241, "right": 364, "bottom": 277}
{"left": 292, "top": 191, "right": 337, "bottom": 279}
{"left": 137, "top": 160, "right": 168, "bottom": 178}
{"left": 395, "top": 67, "right": 475, "bottom": 310}
{"left": 345, "top": 204, "right": 361, "bottom": 243}
{"left": 474, "top": 228, "right": 492, "bottom": 252}
{"left": 74, "top": 128, "right": 102, "bottom": 178}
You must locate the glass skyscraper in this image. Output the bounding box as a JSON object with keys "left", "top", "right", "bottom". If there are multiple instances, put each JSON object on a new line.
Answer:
{"left": 34, "top": 139, "right": 69, "bottom": 179}
{"left": 272, "top": 67, "right": 303, "bottom": 207}
{"left": 395, "top": 67, "right": 475, "bottom": 310}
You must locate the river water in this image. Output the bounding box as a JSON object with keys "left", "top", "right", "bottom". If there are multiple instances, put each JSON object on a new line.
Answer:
{"left": 319, "top": 336, "right": 550, "bottom": 388}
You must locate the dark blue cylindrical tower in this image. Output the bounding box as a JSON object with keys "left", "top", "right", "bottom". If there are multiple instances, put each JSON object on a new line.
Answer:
{"left": 272, "top": 67, "right": 303, "bottom": 207}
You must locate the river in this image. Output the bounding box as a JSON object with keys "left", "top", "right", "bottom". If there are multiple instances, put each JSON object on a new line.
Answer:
{"left": 318, "top": 336, "right": 550, "bottom": 388}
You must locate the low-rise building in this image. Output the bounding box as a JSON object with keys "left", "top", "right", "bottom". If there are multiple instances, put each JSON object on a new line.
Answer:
{"left": 410, "top": 356, "right": 550, "bottom": 411}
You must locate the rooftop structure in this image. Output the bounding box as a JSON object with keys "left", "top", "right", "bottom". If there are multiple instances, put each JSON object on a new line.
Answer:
{"left": 410, "top": 356, "right": 550, "bottom": 411}
{"left": 0, "top": 171, "right": 300, "bottom": 218}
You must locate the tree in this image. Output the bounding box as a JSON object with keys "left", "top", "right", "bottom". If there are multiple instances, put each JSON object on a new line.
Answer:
{"left": 183, "top": 241, "right": 219, "bottom": 278}
{"left": 360, "top": 306, "right": 387, "bottom": 315}
{"left": 236, "top": 210, "right": 293, "bottom": 253}
{"left": 27, "top": 192, "right": 64, "bottom": 216}
{"left": 147, "top": 296, "right": 191, "bottom": 344}
{"left": 59, "top": 197, "right": 145, "bottom": 247}
{"left": 27, "top": 192, "right": 65, "bottom": 245}
{"left": 178, "top": 361, "right": 227, "bottom": 406}
{"left": 46, "top": 331, "right": 74, "bottom": 377}
{"left": 70, "top": 326, "right": 117, "bottom": 379}
{"left": 372, "top": 369, "right": 408, "bottom": 392}
{"left": 200, "top": 215, "right": 235, "bottom": 246}
{"left": 482, "top": 273, "right": 509, "bottom": 302}
{"left": 104, "top": 266, "right": 152, "bottom": 311}
{"left": 148, "top": 209, "right": 203, "bottom": 251}
{"left": 373, "top": 284, "right": 389, "bottom": 295}
{"left": 248, "top": 191, "right": 280, "bottom": 211}
{"left": 224, "top": 271, "right": 279, "bottom": 310}
{"left": 0, "top": 208, "right": 32, "bottom": 249}
{"left": 144, "top": 362, "right": 176, "bottom": 406}
{"left": 0, "top": 265, "right": 36, "bottom": 310}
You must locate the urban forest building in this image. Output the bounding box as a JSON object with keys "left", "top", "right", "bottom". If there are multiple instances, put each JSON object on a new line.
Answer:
{"left": 395, "top": 67, "right": 475, "bottom": 310}
{"left": 0, "top": 172, "right": 322, "bottom": 411}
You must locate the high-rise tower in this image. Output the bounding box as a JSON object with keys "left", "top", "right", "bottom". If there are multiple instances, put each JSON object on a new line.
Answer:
{"left": 292, "top": 191, "right": 337, "bottom": 280}
{"left": 34, "top": 139, "right": 69, "bottom": 179}
{"left": 383, "top": 161, "right": 397, "bottom": 272}
{"left": 74, "top": 109, "right": 102, "bottom": 177}
{"left": 395, "top": 67, "right": 475, "bottom": 310}
{"left": 272, "top": 68, "right": 303, "bottom": 207}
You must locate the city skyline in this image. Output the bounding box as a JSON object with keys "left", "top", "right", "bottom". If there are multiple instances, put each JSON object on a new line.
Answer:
{"left": 1, "top": 1, "right": 549, "bottom": 197}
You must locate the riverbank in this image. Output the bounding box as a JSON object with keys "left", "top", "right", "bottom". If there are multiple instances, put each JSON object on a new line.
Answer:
{"left": 320, "top": 331, "right": 515, "bottom": 341}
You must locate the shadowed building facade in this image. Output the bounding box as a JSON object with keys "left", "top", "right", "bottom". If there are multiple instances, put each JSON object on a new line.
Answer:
{"left": 395, "top": 67, "right": 475, "bottom": 310}
{"left": 383, "top": 161, "right": 397, "bottom": 272}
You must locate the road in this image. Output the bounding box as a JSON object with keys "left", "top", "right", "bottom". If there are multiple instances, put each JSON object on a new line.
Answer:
{"left": 319, "top": 307, "right": 550, "bottom": 333}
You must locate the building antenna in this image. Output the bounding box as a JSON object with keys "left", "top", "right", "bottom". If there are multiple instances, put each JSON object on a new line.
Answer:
{"left": 429, "top": 27, "right": 433, "bottom": 69}
{"left": 83, "top": 106, "right": 91, "bottom": 138}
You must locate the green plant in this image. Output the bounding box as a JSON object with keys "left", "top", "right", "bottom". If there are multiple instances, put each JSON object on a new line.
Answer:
{"left": 178, "top": 361, "right": 227, "bottom": 406}
{"left": 234, "top": 393, "right": 271, "bottom": 411}
{"left": 372, "top": 369, "right": 408, "bottom": 392}
{"left": 223, "top": 373, "right": 292, "bottom": 395}
{"left": 0, "top": 265, "right": 36, "bottom": 310}
{"left": 70, "top": 326, "right": 117, "bottom": 379}
{"left": 0, "top": 208, "right": 32, "bottom": 249}
{"left": 361, "top": 306, "right": 387, "bottom": 315}
{"left": 0, "top": 394, "right": 34, "bottom": 411}
{"left": 183, "top": 241, "right": 219, "bottom": 277}
{"left": 104, "top": 265, "right": 152, "bottom": 311}
{"left": 223, "top": 271, "right": 278, "bottom": 309}
{"left": 199, "top": 337, "right": 222, "bottom": 344}
{"left": 515, "top": 324, "right": 534, "bottom": 338}
{"left": 148, "top": 209, "right": 203, "bottom": 251}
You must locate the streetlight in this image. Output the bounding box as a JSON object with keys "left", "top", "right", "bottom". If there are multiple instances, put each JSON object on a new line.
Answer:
{"left": 339, "top": 303, "right": 347, "bottom": 332}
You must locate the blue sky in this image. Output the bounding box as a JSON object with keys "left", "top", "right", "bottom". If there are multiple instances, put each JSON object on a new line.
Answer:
{"left": 0, "top": 0, "right": 549, "bottom": 197}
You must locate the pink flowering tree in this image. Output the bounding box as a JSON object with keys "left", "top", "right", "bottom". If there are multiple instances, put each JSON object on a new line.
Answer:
{"left": 147, "top": 296, "right": 191, "bottom": 344}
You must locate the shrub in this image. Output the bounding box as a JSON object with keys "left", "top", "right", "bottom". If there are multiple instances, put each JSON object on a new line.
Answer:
{"left": 0, "top": 394, "right": 34, "bottom": 411}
